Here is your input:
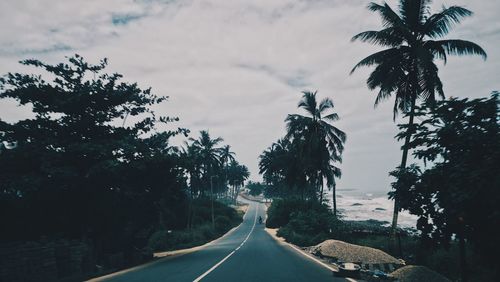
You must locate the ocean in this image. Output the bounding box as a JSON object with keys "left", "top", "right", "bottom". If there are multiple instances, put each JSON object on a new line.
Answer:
{"left": 326, "top": 188, "right": 418, "bottom": 229}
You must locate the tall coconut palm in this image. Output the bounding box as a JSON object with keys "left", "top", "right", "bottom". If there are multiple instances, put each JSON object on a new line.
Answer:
{"left": 351, "top": 0, "right": 486, "bottom": 233}
{"left": 285, "top": 91, "right": 346, "bottom": 216}
{"left": 259, "top": 139, "right": 290, "bottom": 186}
{"left": 219, "top": 144, "right": 236, "bottom": 196}
{"left": 259, "top": 138, "right": 309, "bottom": 198}
{"left": 227, "top": 160, "right": 250, "bottom": 203}
{"left": 189, "top": 130, "right": 224, "bottom": 196}
{"left": 219, "top": 145, "right": 236, "bottom": 167}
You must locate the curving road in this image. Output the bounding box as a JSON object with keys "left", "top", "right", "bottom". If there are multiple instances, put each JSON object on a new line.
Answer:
{"left": 98, "top": 200, "right": 351, "bottom": 282}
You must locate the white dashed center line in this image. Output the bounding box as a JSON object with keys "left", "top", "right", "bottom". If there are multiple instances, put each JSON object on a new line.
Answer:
{"left": 192, "top": 203, "right": 258, "bottom": 282}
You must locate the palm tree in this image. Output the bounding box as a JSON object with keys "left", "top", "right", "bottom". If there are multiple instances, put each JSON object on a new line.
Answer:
{"left": 285, "top": 91, "right": 346, "bottom": 216}
{"left": 219, "top": 145, "right": 236, "bottom": 197}
{"left": 219, "top": 145, "right": 236, "bottom": 166}
{"left": 227, "top": 160, "right": 250, "bottom": 203}
{"left": 189, "top": 130, "right": 224, "bottom": 196}
{"left": 351, "top": 0, "right": 486, "bottom": 233}
{"left": 259, "top": 138, "right": 308, "bottom": 198}
{"left": 259, "top": 139, "right": 289, "bottom": 187}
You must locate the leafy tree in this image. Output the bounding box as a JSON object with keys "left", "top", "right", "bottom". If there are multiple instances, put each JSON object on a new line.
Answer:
{"left": 351, "top": 0, "right": 487, "bottom": 233}
{"left": 0, "top": 55, "right": 188, "bottom": 260}
{"left": 246, "top": 181, "right": 266, "bottom": 196}
{"left": 390, "top": 93, "right": 499, "bottom": 281}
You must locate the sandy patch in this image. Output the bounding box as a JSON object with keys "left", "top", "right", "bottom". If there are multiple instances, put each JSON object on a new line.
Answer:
{"left": 311, "top": 240, "right": 402, "bottom": 265}
{"left": 390, "top": 265, "right": 451, "bottom": 282}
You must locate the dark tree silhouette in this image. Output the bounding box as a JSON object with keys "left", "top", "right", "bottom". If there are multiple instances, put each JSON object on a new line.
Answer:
{"left": 285, "top": 91, "right": 345, "bottom": 215}
{"left": 351, "top": 0, "right": 487, "bottom": 234}
{"left": 390, "top": 93, "right": 499, "bottom": 282}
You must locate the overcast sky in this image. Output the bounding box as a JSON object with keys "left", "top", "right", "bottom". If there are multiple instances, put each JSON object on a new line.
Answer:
{"left": 1, "top": 0, "right": 499, "bottom": 191}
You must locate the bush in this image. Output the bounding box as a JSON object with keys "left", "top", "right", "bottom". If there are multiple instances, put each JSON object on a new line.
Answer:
{"left": 215, "top": 216, "right": 231, "bottom": 232}
{"left": 147, "top": 198, "right": 243, "bottom": 252}
{"left": 267, "top": 198, "right": 346, "bottom": 246}
{"left": 266, "top": 198, "right": 338, "bottom": 228}
{"left": 266, "top": 198, "right": 323, "bottom": 228}
{"left": 147, "top": 230, "right": 170, "bottom": 251}
{"left": 277, "top": 209, "right": 346, "bottom": 246}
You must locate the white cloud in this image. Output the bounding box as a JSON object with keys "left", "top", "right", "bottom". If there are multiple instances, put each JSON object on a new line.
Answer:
{"left": 1, "top": 0, "right": 498, "bottom": 192}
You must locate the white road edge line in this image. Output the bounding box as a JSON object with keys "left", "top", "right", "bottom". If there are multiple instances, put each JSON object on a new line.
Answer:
{"left": 192, "top": 203, "right": 258, "bottom": 282}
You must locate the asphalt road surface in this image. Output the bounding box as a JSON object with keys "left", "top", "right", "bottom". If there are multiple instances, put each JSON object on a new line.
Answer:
{"left": 100, "top": 200, "right": 352, "bottom": 282}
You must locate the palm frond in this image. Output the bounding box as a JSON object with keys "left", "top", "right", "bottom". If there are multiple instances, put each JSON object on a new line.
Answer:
{"left": 298, "top": 91, "right": 318, "bottom": 117}
{"left": 367, "top": 2, "right": 405, "bottom": 28}
{"left": 323, "top": 113, "right": 339, "bottom": 122}
{"left": 285, "top": 114, "right": 311, "bottom": 139}
{"left": 436, "top": 39, "right": 487, "bottom": 60}
{"left": 351, "top": 47, "right": 406, "bottom": 74}
{"left": 375, "top": 88, "right": 394, "bottom": 107}
{"left": 417, "top": 58, "right": 444, "bottom": 101}
{"left": 425, "top": 41, "right": 448, "bottom": 63}
{"left": 351, "top": 28, "right": 405, "bottom": 47}
{"left": 423, "top": 6, "right": 473, "bottom": 38}
{"left": 367, "top": 56, "right": 406, "bottom": 91}
{"left": 318, "top": 98, "right": 334, "bottom": 114}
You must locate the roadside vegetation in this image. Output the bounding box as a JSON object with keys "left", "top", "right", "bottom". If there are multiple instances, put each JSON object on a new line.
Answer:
{"left": 0, "top": 0, "right": 498, "bottom": 282}
{"left": 0, "top": 56, "right": 249, "bottom": 280}
{"left": 258, "top": 1, "right": 498, "bottom": 281}
{"left": 148, "top": 198, "right": 243, "bottom": 252}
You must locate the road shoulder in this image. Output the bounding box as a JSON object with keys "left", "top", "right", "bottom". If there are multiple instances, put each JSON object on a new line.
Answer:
{"left": 264, "top": 228, "right": 359, "bottom": 282}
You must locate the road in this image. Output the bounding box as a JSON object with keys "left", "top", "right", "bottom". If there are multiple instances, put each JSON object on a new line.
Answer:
{"left": 99, "top": 200, "right": 352, "bottom": 282}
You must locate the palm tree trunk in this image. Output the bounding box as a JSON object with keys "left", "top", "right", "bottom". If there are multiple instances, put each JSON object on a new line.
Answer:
{"left": 391, "top": 94, "right": 416, "bottom": 248}
{"left": 319, "top": 179, "right": 324, "bottom": 203}
{"left": 332, "top": 183, "right": 337, "bottom": 217}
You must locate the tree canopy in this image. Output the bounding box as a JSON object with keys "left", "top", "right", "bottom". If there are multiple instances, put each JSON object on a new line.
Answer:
{"left": 390, "top": 93, "right": 500, "bottom": 263}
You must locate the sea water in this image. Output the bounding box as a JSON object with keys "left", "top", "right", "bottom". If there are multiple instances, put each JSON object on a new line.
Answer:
{"left": 326, "top": 189, "right": 418, "bottom": 229}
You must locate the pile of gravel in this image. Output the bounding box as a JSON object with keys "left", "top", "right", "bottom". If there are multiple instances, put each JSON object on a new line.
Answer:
{"left": 390, "top": 265, "right": 451, "bottom": 282}
{"left": 311, "top": 240, "right": 401, "bottom": 265}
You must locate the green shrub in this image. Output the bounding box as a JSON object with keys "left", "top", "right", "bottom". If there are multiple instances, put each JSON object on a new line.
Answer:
{"left": 147, "top": 199, "right": 243, "bottom": 252}
{"left": 267, "top": 199, "right": 347, "bottom": 247}
{"left": 277, "top": 208, "right": 346, "bottom": 246}
{"left": 266, "top": 198, "right": 328, "bottom": 228}
{"left": 215, "top": 216, "right": 231, "bottom": 232}
{"left": 147, "top": 231, "right": 170, "bottom": 251}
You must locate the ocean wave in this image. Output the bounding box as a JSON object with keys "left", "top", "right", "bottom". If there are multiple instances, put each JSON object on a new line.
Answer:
{"left": 328, "top": 190, "right": 417, "bottom": 228}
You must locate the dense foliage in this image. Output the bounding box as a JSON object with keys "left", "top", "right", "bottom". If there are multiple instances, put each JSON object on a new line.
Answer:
{"left": 147, "top": 198, "right": 242, "bottom": 252}
{"left": 390, "top": 93, "right": 499, "bottom": 277}
{"left": 0, "top": 55, "right": 249, "bottom": 270}
{"left": 246, "top": 181, "right": 266, "bottom": 196}
{"left": 259, "top": 91, "right": 345, "bottom": 212}
{"left": 351, "top": 0, "right": 487, "bottom": 232}
{"left": 267, "top": 198, "right": 346, "bottom": 246}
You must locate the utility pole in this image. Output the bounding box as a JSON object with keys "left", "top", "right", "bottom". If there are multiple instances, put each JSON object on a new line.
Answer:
{"left": 210, "top": 175, "right": 216, "bottom": 229}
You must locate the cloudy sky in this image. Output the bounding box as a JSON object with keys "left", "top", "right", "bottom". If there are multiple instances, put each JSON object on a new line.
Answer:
{"left": 1, "top": 0, "right": 499, "bottom": 191}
